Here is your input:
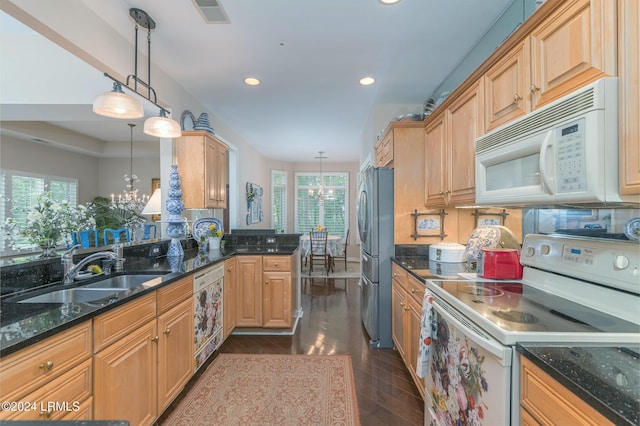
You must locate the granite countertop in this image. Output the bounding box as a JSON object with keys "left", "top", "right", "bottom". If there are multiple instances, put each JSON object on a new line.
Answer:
{"left": 0, "top": 244, "right": 299, "bottom": 357}
{"left": 517, "top": 343, "right": 640, "bottom": 426}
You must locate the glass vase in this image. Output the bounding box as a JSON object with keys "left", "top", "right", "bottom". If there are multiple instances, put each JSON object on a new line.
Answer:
{"left": 39, "top": 240, "right": 58, "bottom": 258}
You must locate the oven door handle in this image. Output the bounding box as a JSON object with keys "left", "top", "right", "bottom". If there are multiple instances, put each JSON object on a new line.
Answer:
{"left": 433, "top": 302, "right": 512, "bottom": 366}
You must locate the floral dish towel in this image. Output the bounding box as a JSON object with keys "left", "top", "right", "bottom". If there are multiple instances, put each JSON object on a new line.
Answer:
{"left": 416, "top": 288, "right": 436, "bottom": 378}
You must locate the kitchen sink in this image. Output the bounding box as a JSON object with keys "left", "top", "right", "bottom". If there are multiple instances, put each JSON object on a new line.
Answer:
{"left": 17, "top": 288, "right": 127, "bottom": 304}
{"left": 82, "top": 274, "right": 165, "bottom": 290}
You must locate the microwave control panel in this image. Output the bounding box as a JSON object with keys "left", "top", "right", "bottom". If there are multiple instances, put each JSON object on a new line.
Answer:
{"left": 555, "top": 118, "right": 587, "bottom": 193}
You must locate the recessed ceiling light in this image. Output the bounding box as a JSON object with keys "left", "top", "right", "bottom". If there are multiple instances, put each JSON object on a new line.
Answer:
{"left": 359, "top": 77, "right": 375, "bottom": 86}
{"left": 379, "top": 0, "right": 401, "bottom": 4}
{"left": 244, "top": 77, "right": 261, "bottom": 86}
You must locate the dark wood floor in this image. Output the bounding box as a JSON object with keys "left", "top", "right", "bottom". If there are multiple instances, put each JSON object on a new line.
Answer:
{"left": 159, "top": 276, "right": 425, "bottom": 425}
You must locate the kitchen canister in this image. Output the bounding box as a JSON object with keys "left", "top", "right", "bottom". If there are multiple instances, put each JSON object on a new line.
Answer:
{"left": 429, "top": 242, "right": 466, "bottom": 263}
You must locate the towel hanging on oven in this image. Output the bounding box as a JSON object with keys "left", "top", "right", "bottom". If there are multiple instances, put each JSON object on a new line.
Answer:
{"left": 416, "top": 289, "right": 436, "bottom": 378}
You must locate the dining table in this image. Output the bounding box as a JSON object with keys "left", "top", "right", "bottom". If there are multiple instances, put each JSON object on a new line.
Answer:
{"left": 299, "top": 234, "right": 345, "bottom": 273}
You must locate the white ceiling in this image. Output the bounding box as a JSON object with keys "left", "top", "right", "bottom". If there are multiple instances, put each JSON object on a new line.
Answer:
{"left": 1, "top": 0, "right": 515, "bottom": 162}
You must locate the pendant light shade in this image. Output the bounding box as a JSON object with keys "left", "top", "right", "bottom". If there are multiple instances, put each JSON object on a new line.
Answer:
{"left": 93, "top": 82, "right": 144, "bottom": 119}
{"left": 143, "top": 109, "right": 182, "bottom": 138}
{"left": 141, "top": 188, "right": 162, "bottom": 215}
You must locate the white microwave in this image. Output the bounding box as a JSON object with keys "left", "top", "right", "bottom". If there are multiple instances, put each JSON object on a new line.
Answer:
{"left": 475, "top": 77, "right": 635, "bottom": 207}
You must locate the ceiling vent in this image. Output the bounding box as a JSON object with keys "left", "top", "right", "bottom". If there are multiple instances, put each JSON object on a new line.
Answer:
{"left": 192, "top": 0, "right": 230, "bottom": 24}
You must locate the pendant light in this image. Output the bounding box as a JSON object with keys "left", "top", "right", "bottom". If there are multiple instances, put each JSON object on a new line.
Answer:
{"left": 93, "top": 82, "right": 144, "bottom": 118}
{"left": 92, "top": 8, "right": 181, "bottom": 138}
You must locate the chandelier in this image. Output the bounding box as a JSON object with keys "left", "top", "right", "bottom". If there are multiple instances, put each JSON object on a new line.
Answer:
{"left": 111, "top": 123, "right": 148, "bottom": 211}
{"left": 309, "top": 151, "right": 333, "bottom": 203}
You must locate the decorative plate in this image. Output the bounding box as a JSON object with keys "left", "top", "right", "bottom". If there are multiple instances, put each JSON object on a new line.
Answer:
{"left": 180, "top": 110, "right": 196, "bottom": 131}
{"left": 192, "top": 217, "right": 224, "bottom": 242}
{"left": 624, "top": 218, "right": 640, "bottom": 242}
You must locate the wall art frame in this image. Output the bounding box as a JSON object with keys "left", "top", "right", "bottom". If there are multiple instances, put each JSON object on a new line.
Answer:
{"left": 246, "top": 182, "right": 264, "bottom": 225}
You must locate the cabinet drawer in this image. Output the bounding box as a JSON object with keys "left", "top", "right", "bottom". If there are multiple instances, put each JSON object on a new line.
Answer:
{"left": 0, "top": 321, "right": 92, "bottom": 403}
{"left": 407, "top": 275, "right": 425, "bottom": 305}
{"left": 157, "top": 276, "right": 193, "bottom": 314}
{"left": 392, "top": 263, "right": 408, "bottom": 291}
{"left": 0, "top": 358, "right": 92, "bottom": 420}
{"left": 263, "top": 256, "right": 291, "bottom": 271}
{"left": 520, "top": 356, "right": 614, "bottom": 426}
{"left": 93, "top": 292, "right": 156, "bottom": 352}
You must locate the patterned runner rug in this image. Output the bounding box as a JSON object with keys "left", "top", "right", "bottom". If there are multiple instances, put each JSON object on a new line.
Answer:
{"left": 163, "top": 354, "right": 361, "bottom": 425}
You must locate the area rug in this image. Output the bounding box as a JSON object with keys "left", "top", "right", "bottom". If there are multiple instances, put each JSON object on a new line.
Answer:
{"left": 163, "top": 354, "right": 360, "bottom": 426}
{"left": 302, "top": 261, "right": 360, "bottom": 279}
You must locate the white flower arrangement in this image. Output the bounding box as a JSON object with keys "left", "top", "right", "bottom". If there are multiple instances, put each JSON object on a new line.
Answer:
{"left": 3, "top": 192, "right": 94, "bottom": 248}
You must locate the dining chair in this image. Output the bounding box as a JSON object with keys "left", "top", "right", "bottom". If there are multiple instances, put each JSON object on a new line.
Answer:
{"left": 332, "top": 228, "right": 349, "bottom": 271}
{"left": 309, "top": 229, "right": 329, "bottom": 276}
{"left": 72, "top": 229, "right": 99, "bottom": 248}
{"left": 143, "top": 224, "right": 157, "bottom": 240}
{"left": 103, "top": 228, "right": 131, "bottom": 245}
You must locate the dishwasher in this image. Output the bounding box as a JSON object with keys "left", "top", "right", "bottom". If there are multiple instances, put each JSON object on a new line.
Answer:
{"left": 193, "top": 263, "right": 224, "bottom": 371}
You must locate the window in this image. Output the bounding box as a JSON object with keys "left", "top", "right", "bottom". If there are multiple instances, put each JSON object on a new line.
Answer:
{"left": 1, "top": 169, "right": 78, "bottom": 252}
{"left": 294, "top": 172, "right": 348, "bottom": 238}
{"left": 271, "top": 170, "right": 287, "bottom": 233}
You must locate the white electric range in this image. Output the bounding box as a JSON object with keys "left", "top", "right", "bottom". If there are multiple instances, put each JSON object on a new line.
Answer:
{"left": 423, "top": 234, "right": 640, "bottom": 426}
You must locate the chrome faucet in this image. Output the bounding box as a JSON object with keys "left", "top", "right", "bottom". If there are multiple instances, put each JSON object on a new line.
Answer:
{"left": 62, "top": 245, "right": 119, "bottom": 284}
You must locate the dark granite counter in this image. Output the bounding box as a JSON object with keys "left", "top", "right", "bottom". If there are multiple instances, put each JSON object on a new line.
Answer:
{"left": 517, "top": 343, "right": 640, "bottom": 426}
{"left": 0, "top": 238, "right": 299, "bottom": 358}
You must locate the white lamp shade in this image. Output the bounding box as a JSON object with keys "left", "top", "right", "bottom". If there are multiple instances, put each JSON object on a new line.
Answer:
{"left": 93, "top": 91, "right": 144, "bottom": 119}
{"left": 141, "top": 188, "right": 162, "bottom": 215}
{"left": 143, "top": 115, "right": 182, "bottom": 138}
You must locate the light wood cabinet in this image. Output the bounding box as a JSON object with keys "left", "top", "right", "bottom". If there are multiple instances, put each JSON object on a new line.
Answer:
{"left": 529, "top": 0, "right": 616, "bottom": 110}
{"left": 386, "top": 122, "right": 425, "bottom": 244}
{"left": 235, "top": 255, "right": 263, "bottom": 327}
{"left": 157, "top": 297, "right": 193, "bottom": 412}
{"left": 391, "top": 263, "right": 425, "bottom": 399}
{"left": 224, "top": 257, "right": 237, "bottom": 339}
{"left": 484, "top": 39, "right": 530, "bottom": 131}
{"left": 520, "top": 355, "right": 614, "bottom": 426}
{"left": 93, "top": 319, "right": 158, "bottom": 426}
{"left": 0, "top": 321, "right": 93, "bottom": 421}
{"left": 374, "top": 130, "right": 394, "bottom": 167}
{"left": 618, "top": 0, "right": 640, "bottom": 195}
{"left": 93, "top": 278, "right": 194, "bottom": 425}
{"left": 0, "top": 321, "right": 92, "bottom": 406}
{"left": 235, "top": 254, "right": 295, "bottom": 329}
{"left": 484, "top": 0, "right": 616, "bottom": 133}
{"left": 175, "top": 130, "right": 228, "bottom": 209}
{"left": 424, "top": 80, "right": 482, "bottom": 207}
{"left": 263, "top": 255, "right": 293, "bottom": 328}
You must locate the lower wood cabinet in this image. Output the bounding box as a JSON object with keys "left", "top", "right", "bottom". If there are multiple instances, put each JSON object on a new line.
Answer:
{"left": 391, "top": 263, "right": 425, "bottom": 399}
{"left": 93, "top": 277, "right": 194, "bottom": 426}
{"left": 520, "top": 355, "right": 614, "bottom": 426}
{"left": 235, "top": 254, "right": 295, "bottom": 329}
{"left": 224, "top": 257, "right": 237, "bottom": 339}
{"left": 0, "top": 321, "right": 93, "bottom": 421}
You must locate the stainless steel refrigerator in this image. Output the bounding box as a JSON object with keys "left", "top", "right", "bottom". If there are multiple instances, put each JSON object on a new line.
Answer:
{"left": 357, "top": 165, "right": 394, "bottom": 348}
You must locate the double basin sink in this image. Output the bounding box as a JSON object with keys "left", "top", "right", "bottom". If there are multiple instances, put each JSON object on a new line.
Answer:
{"left": 14, "top": 274, "right": 167, "bottom": 305}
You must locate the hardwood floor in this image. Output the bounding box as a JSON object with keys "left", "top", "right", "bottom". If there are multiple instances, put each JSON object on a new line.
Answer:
{"left": 158, "top": 276, "right": 425, "bottom": 425}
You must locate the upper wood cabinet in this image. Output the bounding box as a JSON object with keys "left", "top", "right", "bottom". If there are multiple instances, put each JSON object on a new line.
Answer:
{"left": 374, "top": 130, "right": 394, "bottom": 167}
{"left": 387, "top": 122, "right": 425, "bottom": 244}
{"left": 618, "top": 0, "right": 640, "bottom": 195}
{"left": 425, "top": 80, "right": 483, "bottom": 207}
{"left": 484, "top": 39, "right": 531, "bottom": 131}
{"left": 175, "top": 131, "right": 228, "bottom": 209}
{"left": 529, "top": 0, "right": 616, "bottom": 109}
{"left": 484, "top": 0, "right": 616, "bottom": 133}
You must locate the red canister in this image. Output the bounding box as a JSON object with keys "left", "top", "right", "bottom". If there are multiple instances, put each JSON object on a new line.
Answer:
{"left": 478, "top": 248, "right": 523, "bottom": 279}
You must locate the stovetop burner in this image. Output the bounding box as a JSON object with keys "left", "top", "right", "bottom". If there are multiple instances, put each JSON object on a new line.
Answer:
{"left": 459, "top": 284, "right": 503, "bottom": 297}
{"left": 492, "top": 310, "right": 539, "bottom": 324}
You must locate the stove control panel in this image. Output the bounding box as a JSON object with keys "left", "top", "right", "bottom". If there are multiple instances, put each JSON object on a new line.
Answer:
{"left": 521, "top": 234, "right": 639, "bottom": 295}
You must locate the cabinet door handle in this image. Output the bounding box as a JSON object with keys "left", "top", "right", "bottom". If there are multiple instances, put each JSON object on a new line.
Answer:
{"left": 513, "top": 93, "right": 522, "bottom": 103}
{"left": 39, "top": 360, "right": 54, "bottom": 371}
{"left": 40, "top": 409, "right": 53, "bottom": 418}
{"left": 163, "top": 328, "right": 171, "bottom": 335}
{"left": 410, "top": 288, "right": 417, "bottom": 294}
{"left": 274, "top": 263, "right": 278, "bottom": 267}
{"left": 151, "top": 336, "right": 159, "bottom": 342}
{"left": 530, "top": 84, "right": 540, "bottom": 93}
